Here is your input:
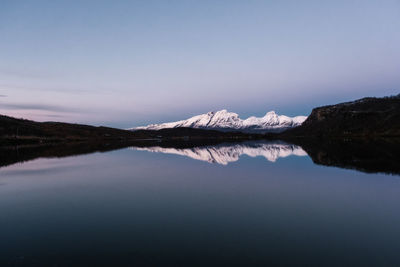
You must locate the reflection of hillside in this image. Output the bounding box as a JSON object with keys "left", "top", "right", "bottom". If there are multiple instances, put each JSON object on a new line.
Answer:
{"left": 131, "top": 141, "right": 307, "bottom": 165}
{"left": 0, "top": 142, "right": 135, "bottom": 169}
{"left": 292, "top": 138, "right": 400, "bottom": 175}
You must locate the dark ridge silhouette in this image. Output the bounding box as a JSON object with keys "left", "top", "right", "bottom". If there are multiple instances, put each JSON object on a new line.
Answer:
{"left": 0, "top": 114, "right": 139, "bottom": 142}
{"left": 281, "top": 94, "right": 400, "bottom": 138}
{"left": 0, "top": 114, "right": 266, "bottom": 146}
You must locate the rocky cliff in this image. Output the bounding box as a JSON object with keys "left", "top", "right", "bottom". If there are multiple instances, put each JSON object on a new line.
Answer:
{"left": 284, "top": 94, "right": 400, "bottom": 137}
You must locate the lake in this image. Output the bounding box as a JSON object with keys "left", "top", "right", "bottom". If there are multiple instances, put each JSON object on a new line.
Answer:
{"left": 1, "top": 140, "right": 400, "bottom": 266}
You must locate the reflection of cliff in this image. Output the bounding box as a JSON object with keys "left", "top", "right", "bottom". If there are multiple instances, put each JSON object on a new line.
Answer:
{"left": 293, "top": 138, "right": 400, "bottom": 175}
{"left": 131, "top": 141, "right": 307, "bottom": 165}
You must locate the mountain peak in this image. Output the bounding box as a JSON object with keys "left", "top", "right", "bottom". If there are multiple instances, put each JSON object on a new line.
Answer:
{"left": 132, "top": 110, "right": 307, "bottom": 133}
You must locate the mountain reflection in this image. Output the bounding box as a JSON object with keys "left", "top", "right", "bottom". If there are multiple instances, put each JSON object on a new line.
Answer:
{"left": 130, "top": 141, "right": 307, "bottom": 165}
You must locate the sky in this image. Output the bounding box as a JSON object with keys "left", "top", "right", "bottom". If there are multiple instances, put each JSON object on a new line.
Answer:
{"left": 0, "top": 0, "right": 399, "bottom": 128}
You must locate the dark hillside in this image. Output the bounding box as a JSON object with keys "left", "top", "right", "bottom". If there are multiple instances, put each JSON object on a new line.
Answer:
{"left": 0, "top": 115, "right": 140, "bottom": 142}
{"left": 0, "top": 115, "right": 264, "bottom": 145}
{"left": 283, "top": 94, "right": 400, "bottom": 138}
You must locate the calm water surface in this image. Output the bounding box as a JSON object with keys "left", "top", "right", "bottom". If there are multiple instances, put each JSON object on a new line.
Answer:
{"left": 0, "top": 142, "right": 400, "bottom": 266}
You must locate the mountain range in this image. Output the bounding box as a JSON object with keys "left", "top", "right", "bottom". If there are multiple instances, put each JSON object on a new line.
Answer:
{"left": 132, "top": 110, "right": 307, "bottom": 133}
{"left": 1, "top": 94, "right": 398, "bottom": 146}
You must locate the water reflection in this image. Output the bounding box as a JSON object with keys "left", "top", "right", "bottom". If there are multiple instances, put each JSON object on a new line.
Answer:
{"left": 1, "top": 139, "right": 400, "bottom": 265}
{"left": 0, "top": 138, "right": 399, "bottom": 174}
{"left": 131, "top": 141, "right": 307, "bottom": 165}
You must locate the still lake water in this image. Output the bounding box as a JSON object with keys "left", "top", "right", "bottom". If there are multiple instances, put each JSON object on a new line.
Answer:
{"left": 1, "top": 141, "right": 400, "bottom": 266}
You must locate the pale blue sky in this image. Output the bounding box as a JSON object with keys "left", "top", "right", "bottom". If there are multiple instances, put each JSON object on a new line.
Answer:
{"left": 0, "top": 0, "right": 399, "bottom": 127}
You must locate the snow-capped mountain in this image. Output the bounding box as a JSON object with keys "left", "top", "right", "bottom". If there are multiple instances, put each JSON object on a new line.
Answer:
{"left": 130, "top": 141, "right": 307, "bottom": 165}
{"left": 131, "top": 110, "right": 307, "bottom": 133}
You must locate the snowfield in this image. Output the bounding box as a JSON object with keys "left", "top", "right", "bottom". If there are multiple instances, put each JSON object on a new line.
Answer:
{"left": 131, "top": 110, "right": 307, "bottom": 133}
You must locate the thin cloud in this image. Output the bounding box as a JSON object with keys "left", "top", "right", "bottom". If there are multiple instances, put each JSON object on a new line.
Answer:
{"left": 43, "top": 114, "right": 65, "bottom": 118}
{"left": 0, "top": 83, "right": 92, "bottom": 94}
{"left": 0, "top": 102, "right": 80, "bottom": 113}
{"left": 0, "top": 94, "right": 7, "bottom": 97}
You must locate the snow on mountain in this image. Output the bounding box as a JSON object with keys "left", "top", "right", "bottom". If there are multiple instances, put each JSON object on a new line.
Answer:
{"left": 130, "top": 141, "right": 308, "bottom": 165}
{"left": 131, "top": 110, "right": 307, "bottom": 133}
